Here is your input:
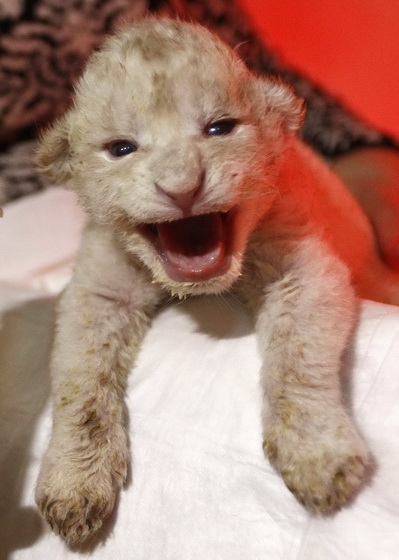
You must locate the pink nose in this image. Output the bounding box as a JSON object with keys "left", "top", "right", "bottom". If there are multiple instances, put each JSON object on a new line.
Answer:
{"left": 155, "top": 180, "right": 202, "bottom": 210}
{"left": 150, "top": 141, "right": 204, "bottom": 211}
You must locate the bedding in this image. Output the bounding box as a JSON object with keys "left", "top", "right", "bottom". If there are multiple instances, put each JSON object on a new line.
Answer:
{"left": 1, "top": 189, "right": 399, "bottom": 559}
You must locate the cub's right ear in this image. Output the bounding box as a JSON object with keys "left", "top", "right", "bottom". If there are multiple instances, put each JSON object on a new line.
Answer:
{"left": 36, "top": 113, "right": 73, "bottom": 184}
{"left": 249, "top": 76, "right": 305, "bottom": 135}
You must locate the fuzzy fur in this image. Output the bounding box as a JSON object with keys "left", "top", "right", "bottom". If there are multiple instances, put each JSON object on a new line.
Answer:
{"left": 35, "top": 18, "right": 399, "bottom": 544}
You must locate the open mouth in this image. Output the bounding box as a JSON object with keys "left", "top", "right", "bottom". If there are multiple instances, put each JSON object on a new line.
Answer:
{"left": 140, "top": 211, "right": 234, "bottom": 282}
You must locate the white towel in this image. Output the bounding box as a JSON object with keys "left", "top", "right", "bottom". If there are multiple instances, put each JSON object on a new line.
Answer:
{"left": 2, "top": 190, "right": 399, "bottom": 559}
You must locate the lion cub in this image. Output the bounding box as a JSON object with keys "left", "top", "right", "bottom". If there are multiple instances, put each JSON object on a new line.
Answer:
{"left": 35, "top": 18, "right": 399, "bottom": 544}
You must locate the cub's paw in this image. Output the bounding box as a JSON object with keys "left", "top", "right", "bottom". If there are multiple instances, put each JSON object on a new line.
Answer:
{"left": 264, "top": 418, "right": 371, "bottom": 513}
{"left": 35, "top": 451, "right": 128, "bottom": 544}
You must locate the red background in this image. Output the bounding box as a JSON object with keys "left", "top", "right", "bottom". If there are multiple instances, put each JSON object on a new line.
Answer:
{"left": 239, "top": 0, "right": 399, "bottom": 141}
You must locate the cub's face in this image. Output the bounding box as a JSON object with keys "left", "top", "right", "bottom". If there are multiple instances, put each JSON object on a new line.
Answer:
{"left": 38, "top": 19, "right": 302, "bottom": 297}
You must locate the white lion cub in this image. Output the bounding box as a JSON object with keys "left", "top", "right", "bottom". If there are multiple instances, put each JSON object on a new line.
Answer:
{"left": 35, "top": 18, "right": 399, "bottom": 544}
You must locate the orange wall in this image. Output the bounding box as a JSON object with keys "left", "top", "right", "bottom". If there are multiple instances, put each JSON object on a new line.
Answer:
{"left": 239, "top": 0, "right": 399, "bottom": 141}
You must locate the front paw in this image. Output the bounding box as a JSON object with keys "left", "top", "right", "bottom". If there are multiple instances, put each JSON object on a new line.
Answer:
{"left": 264, "top": 413, "right": 370, "bottom": 513}
{"left": 35, "top": 447, "right": 128, "bottom": 544}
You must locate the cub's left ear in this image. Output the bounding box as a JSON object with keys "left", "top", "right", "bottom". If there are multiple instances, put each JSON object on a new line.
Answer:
{"left": 35, "top": 111, "right": 74, "bottom": 185}
{"left": 249, "top": 76, "right": 305, "bottom": 134}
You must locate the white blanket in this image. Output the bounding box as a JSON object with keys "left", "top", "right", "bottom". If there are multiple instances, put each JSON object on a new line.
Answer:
{"left": 1, "top": 189, "right": 399, "bottom": 559}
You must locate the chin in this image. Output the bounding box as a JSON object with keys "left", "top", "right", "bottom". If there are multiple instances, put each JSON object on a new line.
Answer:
{"left": 149, "top": 254, "right": 244, "bottom": 298}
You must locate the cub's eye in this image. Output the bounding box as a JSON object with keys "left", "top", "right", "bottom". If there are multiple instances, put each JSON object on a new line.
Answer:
{"left": 107, "top": 140, "right": 138, "bottom": 157}
{"left": 204, "top": 119, "right": 237, "bottom": 137}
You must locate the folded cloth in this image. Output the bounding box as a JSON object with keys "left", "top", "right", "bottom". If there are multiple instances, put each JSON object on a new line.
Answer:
{"left": 0, "top": 188, "right": 84, "bottom": 299}
{"left": 1, "top": 190, "right": 399, "bottom": 559}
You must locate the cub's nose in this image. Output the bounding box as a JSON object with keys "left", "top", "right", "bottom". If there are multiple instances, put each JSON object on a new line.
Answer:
{"left": 151, "top": 142, "right": 204, "bottom": 210}
{"left": 155, "top": 177, "right": 203, "bottom": 210}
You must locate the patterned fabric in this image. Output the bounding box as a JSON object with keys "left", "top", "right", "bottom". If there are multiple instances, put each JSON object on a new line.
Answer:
{"left": 0, "top": 140, "right": 50, "bottom": 203}
{"left": 0, "top": 0, "right": 396, "bottom": 205}
{"left": 0, "top": 0, "right": 148, "bottom": 145}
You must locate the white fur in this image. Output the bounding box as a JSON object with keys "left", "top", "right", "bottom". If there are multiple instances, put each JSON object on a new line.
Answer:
{"left": 35, "top": 18, "right": 399, "bottom": 544}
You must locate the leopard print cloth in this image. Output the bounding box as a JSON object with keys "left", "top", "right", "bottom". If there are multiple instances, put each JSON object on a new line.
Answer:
{"left": 0, "top": 0, "right": 395, "bottom": 204}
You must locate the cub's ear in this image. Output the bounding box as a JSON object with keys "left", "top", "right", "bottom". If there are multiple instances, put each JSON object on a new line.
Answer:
{"left": 36, "top": 112, "right": 74, "bottom": 184}
{"left": 249, "top": 76, "right": 305, "bottom": 134}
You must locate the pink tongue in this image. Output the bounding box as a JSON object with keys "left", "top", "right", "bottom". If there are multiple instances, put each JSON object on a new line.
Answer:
{"left": 156, "top": 214, "right": 228, "bottom": 282}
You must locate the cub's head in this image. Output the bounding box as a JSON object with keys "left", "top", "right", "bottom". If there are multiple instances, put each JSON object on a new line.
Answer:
{"left": 37, "top": 18, "right": 303, "bottom": 297}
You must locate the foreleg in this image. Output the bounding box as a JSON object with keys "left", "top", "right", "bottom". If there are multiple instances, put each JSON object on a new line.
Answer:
{"left": 35, "top": 224, "right": 162, "bottom": 543}
{"left": 254, "top": 238, "right": 370, "bottom": 512}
